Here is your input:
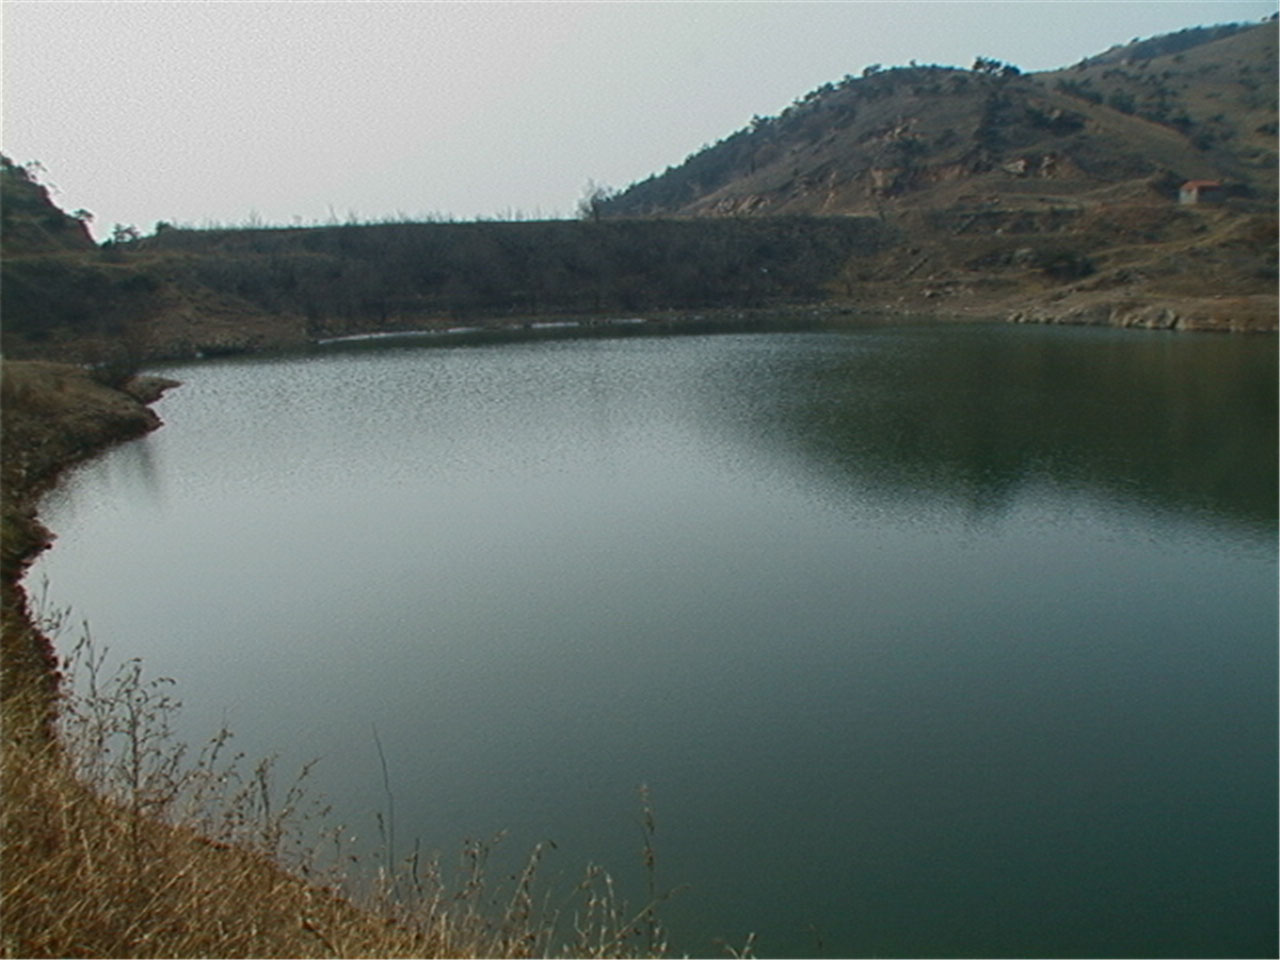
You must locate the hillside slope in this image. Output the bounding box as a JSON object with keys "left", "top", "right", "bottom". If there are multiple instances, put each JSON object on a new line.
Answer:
{"left": 2, "top": 20, "right": 1274, "bottom": 355}
{"left": 597, "top": 20, "right": 1277, "bottom": 328}
{"left": 1, "top": 157, "right": 96, "bottom": 256}
{"left": 600, "top": 20, "right": 1276, "bottom": 219}
{"left": 1, "top": 215, "right": 896, "bottom": 362}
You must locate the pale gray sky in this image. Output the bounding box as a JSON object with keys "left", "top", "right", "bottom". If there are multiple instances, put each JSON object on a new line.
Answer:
{"left": 3, "top": 1, "right": 1275, "bottom": 238}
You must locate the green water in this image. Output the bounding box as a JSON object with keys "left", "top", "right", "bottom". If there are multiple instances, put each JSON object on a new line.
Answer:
{"left": 36, "top": 324, "right": 1277, "bottom": 957}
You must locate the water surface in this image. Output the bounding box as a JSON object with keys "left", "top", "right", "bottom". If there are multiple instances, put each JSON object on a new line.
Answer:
{"left": 36, "top": 324, "right": 1277, "bottom": 957}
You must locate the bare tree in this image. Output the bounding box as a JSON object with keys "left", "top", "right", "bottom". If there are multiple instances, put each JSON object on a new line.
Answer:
{"left": 576, "top": 180, "right": 616, "bottom": 223}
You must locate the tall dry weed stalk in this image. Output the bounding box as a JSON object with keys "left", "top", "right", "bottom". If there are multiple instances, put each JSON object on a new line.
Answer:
{"left": 2, "top": 612, "right": 693, "bottom": 958}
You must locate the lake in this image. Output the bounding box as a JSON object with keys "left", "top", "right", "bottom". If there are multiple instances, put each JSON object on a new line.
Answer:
{"left": 34, "top": 323, "right": 1278, "bottom": 958}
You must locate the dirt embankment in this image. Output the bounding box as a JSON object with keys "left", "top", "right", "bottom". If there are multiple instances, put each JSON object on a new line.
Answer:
{"left": 1006, "top": 291, "right": 1278, "bottom": 332}
{"left": 1, "top": 362, "right": 180, "bottom": 724}
{"left": 850, "top": 285, "right": 1278, "bottom": 332}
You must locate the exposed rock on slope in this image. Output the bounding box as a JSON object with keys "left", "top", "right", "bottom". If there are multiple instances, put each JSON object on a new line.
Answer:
{"left": 600, "top": 21, "right": 1276, "bottom": 220}
{"left": 597, "top": 20, "right": 1277, "bottom": 327}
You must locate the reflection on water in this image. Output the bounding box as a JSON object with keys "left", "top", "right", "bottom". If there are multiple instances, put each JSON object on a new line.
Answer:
{"left": 34, "top": 325, "right": 1278, "bottom": 958}
{"left": 697, "top": 325, "right": 1277, "bottom": 530}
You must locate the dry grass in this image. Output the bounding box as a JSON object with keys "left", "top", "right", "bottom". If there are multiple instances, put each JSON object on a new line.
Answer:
{"left": 1, "top": 607, "right": 683, "bottom": 959}
{"left": 0, "top": 359, "right": 699, "bottom": 959}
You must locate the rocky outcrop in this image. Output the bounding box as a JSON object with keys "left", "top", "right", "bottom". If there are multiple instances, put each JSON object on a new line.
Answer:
{"left": 1007, "top": 294, "right": 1278, "bottom": 333}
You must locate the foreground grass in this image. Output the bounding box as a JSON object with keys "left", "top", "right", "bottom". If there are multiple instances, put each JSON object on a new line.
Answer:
{"left": 2, "top": 654, "right": 670, "bottom": 958}
{"left": 0, "top": 360, "right": 679, "bottom": 958}
{"left": 3, "top": 693, "right": 420, "bottom": 958}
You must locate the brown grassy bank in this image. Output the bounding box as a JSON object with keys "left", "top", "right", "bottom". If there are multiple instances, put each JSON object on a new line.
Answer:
{"left": 1, "top": 362, "right": 178, "bottom": 727}
{"left": 0, "top": 361, "right": 679, "bottom": 958}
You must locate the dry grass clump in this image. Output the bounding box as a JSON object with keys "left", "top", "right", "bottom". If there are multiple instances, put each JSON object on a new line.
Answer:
{"left": 1, "top": 616, "right": 681, "bottom": 958}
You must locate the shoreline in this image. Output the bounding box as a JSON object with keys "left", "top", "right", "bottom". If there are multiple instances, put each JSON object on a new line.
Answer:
{"left": 1, "top": 363, "right": 180, "bottom": 730}
{"left": 255, "top": 295, "right": 1280, "bottom": 359}
{"left": 0, "top": 365, "right": 406, "bottom": 958}
{"left": 2, "top": 319, "right": 1272, "bottom": 955}
{"left": 0, "top": 357, "right": 677, "bottom": 957}
{"left": 1, "top": 288, "right": 1269, "bottom": 699}
{"left": 4, "top": 287, "right": 1271, "bottom": 371}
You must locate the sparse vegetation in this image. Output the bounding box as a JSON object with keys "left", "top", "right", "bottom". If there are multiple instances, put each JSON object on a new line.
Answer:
{"left": 2, "top": 620, "right": 680, "bottom": 958}
{"left": 590, "top": 19, "right": 1275, "bottom": 331}
{"left": 2, "top": 16, "right": 1277, "bottom": 954}
{"left": 0, "top": 213, "right": 894, "bottom": 361}
{"left": 0, "top": 362, "right": 688, "bottom": 959}
{"left": 1074, "top": 21, "right": 1258, "bottom": 68}
{"left": 4, "top": 15, "right": 1278, "bottom": 362}
{"left": 0, "top": 157, "right": 96, "bottom": 256}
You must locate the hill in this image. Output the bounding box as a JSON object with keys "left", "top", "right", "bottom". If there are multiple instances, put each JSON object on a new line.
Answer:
{"left": 600, "top": 20, "right": 1276, "bottom": 218}
{"left": 0, "top": 157, "right": 96, "bottom": 256}
{"left": 597, "top": 19, "right": 1277, "bottom": 328}
{"left": 2, "top": 19, "right": 1275, "bottom": 365}
{"left": 1, "top": 214, "right": 895, "bottom": 363}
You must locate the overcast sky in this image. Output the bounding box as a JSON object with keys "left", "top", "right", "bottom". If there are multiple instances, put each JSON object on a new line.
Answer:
{"left": 3, "top": 1, "right": 1276, "bottom": 238}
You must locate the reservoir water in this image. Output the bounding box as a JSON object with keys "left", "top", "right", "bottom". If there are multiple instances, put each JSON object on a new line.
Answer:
{"left": 34, "top": 324, "right": 1277, "bottom": 957}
